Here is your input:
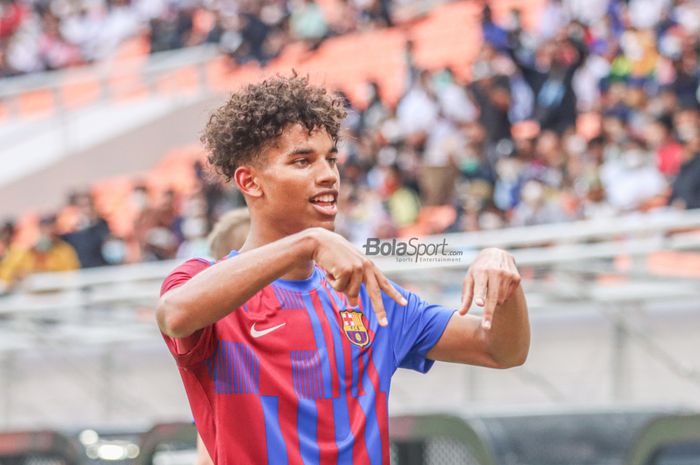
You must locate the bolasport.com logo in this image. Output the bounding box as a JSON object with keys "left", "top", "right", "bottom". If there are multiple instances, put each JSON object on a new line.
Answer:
{"left": 361, "top": 237, "right": 464, "bottom": 263}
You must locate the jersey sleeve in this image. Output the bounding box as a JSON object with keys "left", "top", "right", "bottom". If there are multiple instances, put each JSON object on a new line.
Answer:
{"left": 160, "top": 258, "right": 216, "bottom": 368}
{"left": 383, "top": 280, "right": 456, "bottom": 373}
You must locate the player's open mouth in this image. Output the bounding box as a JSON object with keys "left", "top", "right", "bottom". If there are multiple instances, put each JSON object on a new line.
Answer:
{"left": 310, "top": 191, "right": 338, "bottom": 216}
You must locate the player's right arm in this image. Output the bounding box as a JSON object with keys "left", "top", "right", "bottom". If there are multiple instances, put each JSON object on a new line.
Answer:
{"left": 157, "top": 227, "right": 405, "bottom": 338}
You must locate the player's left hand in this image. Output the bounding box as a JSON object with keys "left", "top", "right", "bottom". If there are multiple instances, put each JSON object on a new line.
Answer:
{"left": 457, "top": 248, "right": 521, "bottom": 329}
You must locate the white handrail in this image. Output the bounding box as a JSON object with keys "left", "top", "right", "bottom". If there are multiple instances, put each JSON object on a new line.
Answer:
{"left": 14, "top": 208, "right": 699, "bottom": 290}
{"left": 0, "top": 210, "right": 696, "bottom": 317}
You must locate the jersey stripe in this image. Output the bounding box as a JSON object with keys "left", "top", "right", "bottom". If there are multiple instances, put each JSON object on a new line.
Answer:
{"left": 319, "top": 282, "right": 373, "bottom": 464}
{"left": 332, "top": 397, "right": 354, "bottom": 465}
{"left": 261, "top": 396, "right": 288, "bottom": 464}
{"left": 358, "top": 349, "right": 383, "bottom": 465}
{"left": 317, "top": 283, "right": 355, "bottom": 465}
{"left": 319, "top": 282, "right": 355, "bottom": 394}
{"left": 291, "top": 350, "right": 324, "bottom": 399}
{"left": 308, "top": 290, "right": 339, "bottom": 398}
{"left": 358, "top": 296, "right": 390, "bottom": 464}
{"left": 315, "top": 398, "right": 338, "bottom": 465}
{"left": 298, "top": 398, "right": 320, "bottom": 465}
{"left": 277, "top": 396, "right": 304, "bottom": 464}
{"left": 356, "top": 348, "right": 366, "bottom": 397}
{"left": 208, "top": 342, "right": 259, "bottom": 394}
{"left": 273, "top": 286, "right": 306, "bottom": 310}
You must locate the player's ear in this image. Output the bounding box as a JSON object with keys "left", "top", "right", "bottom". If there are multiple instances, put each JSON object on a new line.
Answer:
{"left": 234, "top": 165, "right": 263, "bottom": 198}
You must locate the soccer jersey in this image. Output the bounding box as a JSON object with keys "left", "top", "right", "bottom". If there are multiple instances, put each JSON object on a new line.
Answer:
{"left": 160, "top": 250, "right": 455, "bottom": 465}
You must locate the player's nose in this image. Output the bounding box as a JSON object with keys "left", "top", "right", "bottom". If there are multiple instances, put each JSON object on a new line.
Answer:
{"left": 316, "top": 160, "right": 338, "bottom": 187}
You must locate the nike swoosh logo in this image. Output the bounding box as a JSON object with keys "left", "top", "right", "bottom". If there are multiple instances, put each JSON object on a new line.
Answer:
{"left": 250, "top": 322, "right": 286, "bottom": 338}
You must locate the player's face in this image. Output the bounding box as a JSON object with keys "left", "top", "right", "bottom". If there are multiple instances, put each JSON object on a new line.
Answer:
{"left": 256, "top": 124, "right": 340, "bottom": 234}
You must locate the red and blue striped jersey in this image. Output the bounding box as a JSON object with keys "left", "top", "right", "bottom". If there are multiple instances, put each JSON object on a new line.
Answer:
{"left": 160, "top": 250, "right": 455, "bottom": 465}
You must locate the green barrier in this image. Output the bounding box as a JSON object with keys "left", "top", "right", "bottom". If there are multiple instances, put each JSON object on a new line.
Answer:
{"left": 626, "top": 414, "right": 700, "bottom": 465}
{"left": 389, "top": 409, "right": 697, "bottom": 465}
{"left": 135, "top": 423, "right": 198, "bottom": 465}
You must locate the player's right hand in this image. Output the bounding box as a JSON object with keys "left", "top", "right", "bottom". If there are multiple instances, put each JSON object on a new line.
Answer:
{"left": 307, "top": 228, "right": 407, "bottom": 326}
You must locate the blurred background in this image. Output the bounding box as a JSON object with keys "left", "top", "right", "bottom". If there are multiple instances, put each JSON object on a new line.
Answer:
{"left": 1, "top": 0, "right": 700, "bottom": 463}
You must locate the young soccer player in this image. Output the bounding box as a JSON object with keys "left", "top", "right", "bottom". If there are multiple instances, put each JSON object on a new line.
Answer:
{"left": 157, "top": 74, "right": 530, "bottom": 464}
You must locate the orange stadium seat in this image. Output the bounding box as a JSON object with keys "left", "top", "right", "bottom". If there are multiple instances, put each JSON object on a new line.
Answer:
{"left": 92, "top": 176, "right": 140, "bottom": 237}
{"left": 3, "top": 0, "right": 549, "bottom": 120}
{"left": 398, "top": 205, "right": 457, "bottom": 237}
{"left": 16, "top": 89, "right": 55, "bottom": 119}
{"left": 645, "top": 249, "right": 700, "bottom": 279}
{"left": 155, "top": 65, "right": 201, "bottom": 96}
{"left": 60, "top": 71, "right": 102, "bottom": 109}
{"left": 88, "top": 145, "right": 206, "bottom": 238}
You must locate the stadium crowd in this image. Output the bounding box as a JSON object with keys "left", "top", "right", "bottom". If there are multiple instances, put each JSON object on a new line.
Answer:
{"left": 2, "top": 0, "right": 700, "bottom": 290}
{"left": 0, "top": 0, "right": 393, "bottom": 76}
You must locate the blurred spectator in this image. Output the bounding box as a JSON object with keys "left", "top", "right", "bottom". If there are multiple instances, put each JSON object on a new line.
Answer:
{"left": 468, "top": 56, "right": 513, "bottom": 160}
{"left": 7, "top": 0, "right": 700, "bottom": 281}
{"left": 645, "top": 114, "right": 684, "bottom": 178}
{"left": 383, "top": 164, "right": 420, "bottom": 227}
{"left": 505, "top": 25, "right": 586, "bottom": 134}
{"left": 600, "top": 138, "right": 668, "bottom": 211}
{"left": 669, "top": 132, "right": 700, "bottom": 210}
{"left": 290, "top": 0, "right": 328, "bottom": 49}
{"left": 207, "top": 207, "right": 250, "bottom": 259}
{"left": 1, "top": 0, "right": 404, "bottom": 77}
{"left": 0, "top": 214, "right": 79, "bottom": 291}
{"left": 149, "top": 3, "right": 194, "bottom": 53}
{"left": 0, "top": 220, "right": 15, "bottom": 259}
{"left": 60, "top": 191, "right": 111, "bottom": 268}
{"left": 132, "top": 184, "right": 179, "bottom": 261}
{"left": 175, "top": 192, "right": 211, "bottom": 259}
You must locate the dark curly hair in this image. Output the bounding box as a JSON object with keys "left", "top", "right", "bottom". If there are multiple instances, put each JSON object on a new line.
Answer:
{"left": 201, "top": 74, "right": 347, "bottom": 181}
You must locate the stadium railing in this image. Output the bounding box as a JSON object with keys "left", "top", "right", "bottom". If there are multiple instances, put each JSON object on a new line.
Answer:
{"left": 0, "top": 43, "right": 222, "bottom": 122}
{"left": 0, "top": 209, "right": 698, "bottom": 325}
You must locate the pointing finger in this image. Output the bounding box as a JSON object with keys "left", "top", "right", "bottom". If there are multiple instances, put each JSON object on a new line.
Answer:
{"left": 473, "top": 271, "right": 487, "bottom": 308}
{"left": 482, "top": 274, "right": 499, "bottom": 330}
{"left": 458, "top": 273, "right": 474, "bottom": 315}
{"left": 344, "top": 263, "right": 364, "bottom": 307}
{"left": 365, "top": 268, "right": 388, "bottom": 326}
{"left": 375, "top": 269, "right": 408, "bottom": 307}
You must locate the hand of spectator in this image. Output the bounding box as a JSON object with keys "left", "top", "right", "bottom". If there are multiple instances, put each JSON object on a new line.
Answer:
{"left": 309, "top": 228, "right": 407, "bottom": 326}
{"left": 458, "top": 248, "right": 521, "bottom": 329}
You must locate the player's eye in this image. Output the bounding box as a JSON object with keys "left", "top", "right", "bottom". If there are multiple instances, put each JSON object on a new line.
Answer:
{"left": 327, "top": 157, "right": 338, "bottom": 166}
{"left": 293, "top": 158, "right": 310, "bottom": 167}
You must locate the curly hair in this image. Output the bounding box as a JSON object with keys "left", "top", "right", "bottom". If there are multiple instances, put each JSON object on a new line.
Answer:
{"left": 201, "top": 74, "right": 347, "bottom": 181}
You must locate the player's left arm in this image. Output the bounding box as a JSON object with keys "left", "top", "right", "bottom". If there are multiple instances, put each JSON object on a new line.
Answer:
{"left": 426, "top": 248, "right": 530, "bottom": 369}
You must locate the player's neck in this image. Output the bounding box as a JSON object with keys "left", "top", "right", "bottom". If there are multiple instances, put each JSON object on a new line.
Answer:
{"left": 238, "top": 221, "right": 315, "bottom": 281}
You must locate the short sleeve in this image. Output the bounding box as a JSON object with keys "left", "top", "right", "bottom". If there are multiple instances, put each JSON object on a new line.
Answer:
{"left": 160, "top": 258, "right": 216, "bottom": 367}
{"left": 384, "top": 281, "right": 456, "bottom": 373}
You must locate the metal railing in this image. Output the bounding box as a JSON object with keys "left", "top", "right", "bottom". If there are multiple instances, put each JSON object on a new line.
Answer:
{"left": 1, "top": 209, "right": 698, "bottom": 319}
{"left": 0, "top": 44, "right": 222, "bottom": 121}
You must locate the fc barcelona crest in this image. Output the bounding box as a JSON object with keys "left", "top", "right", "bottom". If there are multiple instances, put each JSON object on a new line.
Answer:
{"left": 340, "top": 310, "right": 370, "bottom": 347}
